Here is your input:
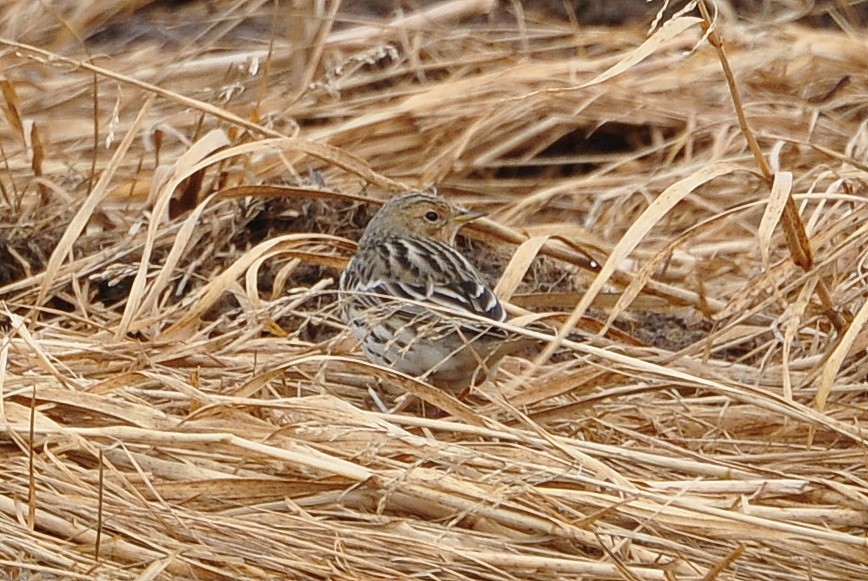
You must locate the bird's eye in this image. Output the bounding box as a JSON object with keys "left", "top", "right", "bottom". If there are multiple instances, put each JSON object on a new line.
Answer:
{"left": 424, "top": 211, "right": 440, "bottom": 222}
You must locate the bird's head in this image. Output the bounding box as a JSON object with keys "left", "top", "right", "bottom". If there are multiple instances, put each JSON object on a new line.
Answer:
{"left": 363, "top": 191, "right": 483, "bottom": 244}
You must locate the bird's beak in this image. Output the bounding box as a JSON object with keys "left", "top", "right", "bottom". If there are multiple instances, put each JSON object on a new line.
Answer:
{"left": 453, "top": 209, "right": 485, "bottom": 223}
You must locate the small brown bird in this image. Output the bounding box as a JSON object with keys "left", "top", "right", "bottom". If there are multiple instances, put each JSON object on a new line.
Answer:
{"left": 339, "top": 191, "right": 536, "bottom": 388}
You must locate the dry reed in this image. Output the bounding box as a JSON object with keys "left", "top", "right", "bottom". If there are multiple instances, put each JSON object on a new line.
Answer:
{"left": 0, "top": 1, "right": 866, "bottom": 579}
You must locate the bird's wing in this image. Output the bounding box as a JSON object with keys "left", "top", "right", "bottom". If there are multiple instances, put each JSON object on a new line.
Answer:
{"left": 343, "top": 236, "right": 506, "bottom": 323}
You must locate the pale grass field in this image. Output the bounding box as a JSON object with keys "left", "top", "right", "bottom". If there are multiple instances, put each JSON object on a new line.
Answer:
{"left": 0, "top": 1, "right": 866, "bottom": 579}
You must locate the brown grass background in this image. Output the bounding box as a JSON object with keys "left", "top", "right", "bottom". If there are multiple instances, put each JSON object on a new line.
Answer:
{"left": 0, "top": 1, "right": 866, "bottom": 579}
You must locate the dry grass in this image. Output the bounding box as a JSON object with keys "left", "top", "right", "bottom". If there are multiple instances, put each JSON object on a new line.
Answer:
{"left": 0, "top": 1, "right": 866, "bottom": 579}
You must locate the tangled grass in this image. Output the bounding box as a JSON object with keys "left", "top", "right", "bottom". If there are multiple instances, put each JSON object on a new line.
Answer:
{"left": 0, "top": 1, "right": 866, "bottom": 579}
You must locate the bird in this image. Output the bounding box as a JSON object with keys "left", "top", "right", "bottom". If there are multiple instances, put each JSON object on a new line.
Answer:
{"left": 339, "top": 190, "right": 538, "bottom": 389}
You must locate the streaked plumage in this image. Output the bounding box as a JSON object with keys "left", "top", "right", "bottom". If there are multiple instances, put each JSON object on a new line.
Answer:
{"left": 339, "top": 191, "right": 533, "bottom": 387}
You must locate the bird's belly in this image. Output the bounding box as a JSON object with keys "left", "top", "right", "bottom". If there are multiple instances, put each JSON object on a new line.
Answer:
{"left": 349, "top": 319, "right": 489, "bottom": 387}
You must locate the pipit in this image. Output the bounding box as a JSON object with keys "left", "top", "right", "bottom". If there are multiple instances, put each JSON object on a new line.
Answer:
{"left": 339, "top": 190, "right": 538, "bottom": 388}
